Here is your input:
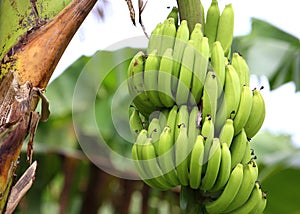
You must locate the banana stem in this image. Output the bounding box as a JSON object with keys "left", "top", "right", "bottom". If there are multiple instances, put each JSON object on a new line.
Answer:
{"left": 176, "top": 0, "right": 203, "bottom": 32}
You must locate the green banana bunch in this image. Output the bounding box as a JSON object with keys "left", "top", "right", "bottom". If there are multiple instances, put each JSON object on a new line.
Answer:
{"left": 204, "top": 0, "right": 220, "bottom": 51}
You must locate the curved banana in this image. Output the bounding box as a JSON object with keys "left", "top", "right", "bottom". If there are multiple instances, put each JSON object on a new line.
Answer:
{"left": 254, "top": 192, "right": 267, "bottom": 214}
{"left": 147, "top": 23, "right": 163, "bottom": 54}
{"left": 201, "top": 115, "right": 214, "bottom": 165}
{"left": 204, "top": 0, "right": 220, "bottom": 51}
{"left": 167, "top": 7, "right": 179, "bottom": 29}
{"left": 241, "top": 141, "right": 252, "bottom": 164}
{"left": 231, "top": 52, "right": 250, "bottom": 87}
{"left": 244, "top": 88, "right": 266, "bottom": 139}
{"left": 205, "top": 163, "right": 244, "bottom": 213}
{"left": 219, "top": 118, "right": 234, "bottom": 147}
{"left": 190, "top": 36, "right": 209, "bottom": 106}
{"left": 200, "top": 138, "right": 222, "bottom": 191}
{"left": 166, "top": 105, "right": 178, "bottom": 138}
{"left": 157, "top": 126, "right": 180, "bottom": 187}
{"left": 201, "top": 71, "right": 218, "bottom": 123}
{"left": 175, "top": 40, "right": 195, "bottom": 105}
{"left": 190, "top": 23, "right": 203, "bottom": 49}
{"left": 144, "top": 49, "right": 164, "bottom": 107}
{"left": 233, "top": 85, "right": 253, "bottom": 135}
{"left": 175, "top": 124, "right": 190, "bottom": 186}
{"left": 158, "top": 109, "right": 169, "bottom": 129}
{"left": 160, "top": 18, "right": 177, "bottom": 56}
{"left": 225, "top": 161, "right": 259, "bottom": 212}
{"left": 158, "top": 48, "right": 175, "bottom": 107}
{"left": 175, "top": 105, "right": 189, "bottom": 140}
{"left": 211, "top": 142, "right": 231, "bottom": 192}
{"left": 216, "top": 4, "right": 234, "bottom": 56}
{"left": 188, "top": 106, "right": 201, "bottom": 149}
{"left": 230, "top": 128, "right": 248, "bottom": 169}
{"left": 129, "top": 107, "right": 144, "bottom": 139}
{"left": 148, "top": 117, "right": 162, "bottom": 153}
{"left": 229, "top": 182, "right": 263, "bottom": 214}
{"left": 172, "top": 20, "right": 190, "bottom": 94}
{"left": 189, "top": 135, "right": 205, "bottom": 189}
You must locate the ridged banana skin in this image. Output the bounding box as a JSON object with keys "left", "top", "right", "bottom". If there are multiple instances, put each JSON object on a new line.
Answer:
{"left": 147, "top": 23, "right": 163, "bottom": 54}
{"left": 215, "top": 65, "right": 241, "bottom": 132}
{"left": 172, "top": 20, "right": 190, "bottom": 94}
{"left": 230, "top": 128, "right": 248, "bottom": 169}
{"left": 201, "top": 115, "right": 214, "bottom": 166}
{"left": 175, "top": 105, "right": 189, "bottom": 140}
{"left": 216, "top": 4, "right": 234, "bottom": 56}
{"left": 144, "top": 49, "right": 164, "bottom": 107}
{"left": 175, "top": 40, "right": 195, "bottom": 105}
{"left": 200, "top": 138, "right": 222, "bottom": 191}
{"left": 210, "top": 142, "right": 231, "bottom": 192}
{"left": 158, "top": 48, "right": 176, "bottom": 107}
{"left": 244, "top": 89, "right": 266, "bottom": 139}
{"left": 211, "top": 41, "right": 226, "bottom": 98}
{"left": 205, "top": 163, "right": 244, "bottom": 214}
{"left": 204, "top": 0, "right": 220, "bottom": 51}
{"left": 189, "top": 135, "right": 205, "bottom": 189}
{"left": 175, "top": 124, "right": 190, "bottom": 186}
{"left": 219, "top": 118, "right": 234, "bottom": 147}
{"left": 231, "top": 52, "right": 250, "bottom": 87}
{"left": 229, "top": 182, "right": 263, "bottom": 214}
{"left": 201, "top": 71, "right": 219, "bottom": 123}
{"left": 190, "top": 37, "right": 209, "bottom": 106}
{"left": 157, "top": 126, "right": 180, "bottom": 187}
{"left": 160, "top": 18, "right": 177, "bottom": 56}
{"left": 129, "top": 108, "right": 144, "bottom": 139}
{"left": 190, "top": 23, "right": 203, "bottom": 49}
{"left": 225, "top": 161, "right": 259, "bottom": 212}
{"left": 233, "top": 85, "right": 253, "bottom": 135}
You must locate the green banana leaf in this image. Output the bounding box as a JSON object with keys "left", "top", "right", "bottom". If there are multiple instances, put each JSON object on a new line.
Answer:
{"left": 232, "top": 18, "right": 300, "bottom": 91}
{"left": 0, "top": 0, "right": 72, "bottom": 61}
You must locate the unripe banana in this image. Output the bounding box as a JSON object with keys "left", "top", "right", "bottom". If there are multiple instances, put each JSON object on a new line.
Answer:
{"left": 204, "top": 0, "right": 220, "bottom": 51}
{"left": 201, "top": 71, "right": 218, "bottom": 123}
{"left": 148, "top": 118, "right": 161, "bottom": 153}
{"left": 160, "top": 18, "right": 177, "bottom": 56}
{"left": 210, "top": 142, "right": 231, "bottom": 192}
{"left": 190, "top": 23, "right": 203, "bottom": 49}
{"left": 219, "top": 118, "right": 234, "bottom": 147}
{"left": 225, "top": 161, "right": 259, "bottom": 212}
{"left": 215, "top": 65, "right": 241, "bottom": 132}
{"left": 175, "top": 40, "right": 195, "bottom": 105}
{"left": 158, "top": 109, "right": 169, "bottom": 129}
{"left": 244, "top": 88, "right": 266, "bottom": 139}
{"left": 172, "top": 20, "right": 190, "bottom": 94}
{"left": 231, "top": 52, "right": 250, "bottom": 87}
{"left": 233, "top": 85, "right": 253, "bottom": 135}
{"left": 129, "top": 107, "right": 144, "bottom": 139}
{"left": 147, "top": 23, "right": 163, "bottom": 54}
{"left": 229, "top": 182, "right": 263, "bottom": 214}
{"left": 175, "top": 124, "right": 190, "bottom": 186}
{"left": 230, "top": 128, "right": 248, "bottom": 169}
{"left": 158, "top": 48, "right": 175, "bottom": 107}
{"left": 216, "top": 4, "right": 234, "bottom": 56}
{"left": 241, "top": 141, "right": 252, "bottom": 164}
{"left": 201, "top": 115, "right": 214, "bottom": 165}
{"left": 211, "top": 41, "right": 226, "bottom": 98}
{"left": 166, "top": 105, "right": 178, "bottom": 138}
{"left": 188, "top": 106, "right": 201, "bottom": 149}
{"left": 167, "top": 7, "right": 179, "bottom": 29}
{"left": 254, "top": 192, "right": 267, "bottom": 214}
{"left": 144, "top": 49, "right": 164, "bottom": 107}
{"left": 205, "top": 163, "right": 244, "bottom": 213}
{"left": 189, "top": 135, "right": 205, "bottom": 189}
{"left": 175, "top": 105, "right": 189, "bottom": 140}
{"left": 200, "top": 138, "right": 222, "bottom": 191}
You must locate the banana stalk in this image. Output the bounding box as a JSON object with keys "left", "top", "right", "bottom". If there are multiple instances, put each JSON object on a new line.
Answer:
{"left": 0, "top": 0, "right": 97, "bottom": 211}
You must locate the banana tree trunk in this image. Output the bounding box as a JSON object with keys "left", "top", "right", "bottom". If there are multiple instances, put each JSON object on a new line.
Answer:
{"left": 0, "top": 0, "right": 97, "bottom": 212}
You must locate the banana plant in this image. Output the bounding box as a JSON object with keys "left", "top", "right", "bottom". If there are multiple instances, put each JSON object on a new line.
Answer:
{"left": 0, "top": 0, "right": 97, "bottom": 212}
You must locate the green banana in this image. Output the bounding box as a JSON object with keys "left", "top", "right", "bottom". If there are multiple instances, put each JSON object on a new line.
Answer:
{"left": 129, "top": 107, "right": 144, "bottom": 139}
{"left": 231, "top": 52, "right": 250, "bottom": 87}
{"left": 201, "top": 115, "right": 214, "bottom": 165}
{"left": 204, "top": 0, "right": 220, "bottom": 51}
{"left": 167, "top": 7, "right": 179, "bottom": 29}
{"left": 189, "top": 135, "right": 205, "bottom": 189}
{"left": 175, "top": 40, "right": 195, "bottom": 105}
{"left": 200, "top": 138, "right": 222, "bottom": 191}
{"left": 219, "top": 118, "right": 234, "bottom": 147}
{"left": 254, "top": 192, "right": 267, "bottom": 214}
{"left": 233, "top": 85, "right": 253, "bottom": 135}
{"left": 230, "top": 128, "right": 248, "bottom": 169}
{"left": 172, "top": 20, "right": 190, "bottom": 95}
{"left": 215, "top": 64, "right": 241, "bottom": 132}
{"left": 158, "top": 48, "right": 175, "bottom": 107}
{"left": 229, "top": 182, "right": 263, "bottom": 214}
{"left": 190, "top": 36, "right": 209, "bottom": 106}
{"left": 175, "top": 124, "right": 190, "bottom": 186}
{"left": 211, "top": 41, "right": 226, "bottom": 98}
{"left": 158, "top": 110, "right": 169, "bottom": 129}
{"left": 188, "top": 106, "right": 201, "bottom": 150}
{"left": 160, "top": 18, "right": 177, "bottom": 56}
{"left": 147, "top": 23, "right": 163, "bottom": 54}
{"left": 175, "top": 105, "right": 189, "bottom": 140}
{"left": 201, "top": 71, "right": 218, "bottom": 123}
{"left": 216, "top": 4, "right": 234, "bottom": 56}
{"left": 205, "top": 163, "right": 244, "bottom": 213}
{"left": 144, "top": 49, "right": 164, "bottom": 107}
{"left": 166, "top": 105, "right": 178, "bottom": 138}
{"left": 190, "top": 23, "right": 203, "bottom": 50}
{"left": 157, "top": 126, "right": 180, "bottom": 187}
{"left": 147, "top": 117, "right": 161, "bottom": 153}
{"left": 244, "top": 88, "right": 266, "bottom": 139}
{"left": 211, "top": 142, "right": 231, "bottom": 192}
{"left": 225, "top": 161, "right": 259, "bottom": 212}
